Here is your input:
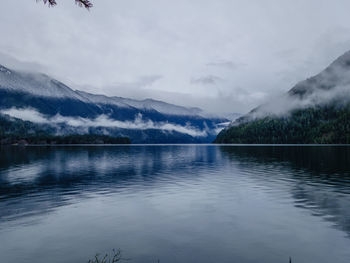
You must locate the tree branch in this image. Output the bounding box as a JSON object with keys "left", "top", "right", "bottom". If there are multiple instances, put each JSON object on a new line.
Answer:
{"left": 75, "top": 0, "right": 93, "bottom": 9}
{"left": 39, "top": 0, "right": 93, "bottom": 9}
{"left": 40, "top": 0, "right": 57, "bottom": 7}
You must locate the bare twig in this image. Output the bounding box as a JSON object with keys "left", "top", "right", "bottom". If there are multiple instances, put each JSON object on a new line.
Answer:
{"left": 75, "top": 0, "right": 93, "bottom": 9}
{"left": 87, "top": 249, "right": 129, "bottom": 263}
{"left": 39, "top": 0, "right": 93, "bottom": 9}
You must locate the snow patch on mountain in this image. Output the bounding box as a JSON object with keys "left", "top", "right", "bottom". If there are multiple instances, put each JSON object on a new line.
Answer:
{"left": 0, "top": 65, "right": 85, "bottom": 100}
{"left": 118, "top": 97, "right": 204, "bottom": 116}
{"left": 76, "top": 90, "right": 208, "bottom": 116}
{"left": 75, "top": 90, "right": 131, "bottom": 108}
{"left": 0, "top": 63, "right": 224, "bottom": 118}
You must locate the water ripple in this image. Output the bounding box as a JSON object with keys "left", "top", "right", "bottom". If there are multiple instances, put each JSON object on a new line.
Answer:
{"left": 0, "top": 145, "right": 350, "bottom": 263}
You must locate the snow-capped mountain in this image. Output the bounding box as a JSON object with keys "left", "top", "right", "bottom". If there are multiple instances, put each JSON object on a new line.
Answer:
{"left": 75, "top": 90, "right": 206, "bottom": 117}
{"left": 0, "top": 64, "right": 228, "bottom": 143}
{"left": 0, "top": 65, "right": 84, "bottom": 100}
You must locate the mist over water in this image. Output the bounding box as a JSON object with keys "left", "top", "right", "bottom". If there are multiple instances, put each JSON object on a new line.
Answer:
{"left": 0, "top": 145, "right": 350, "bottom": 263}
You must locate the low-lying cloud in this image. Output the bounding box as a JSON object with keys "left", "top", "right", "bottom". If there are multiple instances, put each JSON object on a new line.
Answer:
{"left": 1, "top": 108, "right": 209, "bottom": 137}
{"left": 248, "top": 84, "right": 350, "bottom": 120}
{"left": 242, "top": 53, "right": 350, "bottom": 121}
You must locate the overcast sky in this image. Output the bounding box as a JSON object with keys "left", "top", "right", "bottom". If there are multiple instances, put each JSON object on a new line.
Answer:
{"left": 1, "top": 0, "right": 350, "bottom": 114}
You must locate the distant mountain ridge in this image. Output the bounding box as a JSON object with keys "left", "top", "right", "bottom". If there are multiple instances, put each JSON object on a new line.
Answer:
{"left": 215, "top": 50, "right": 350, "bottom": 144}
{"left": 0, "top": 64, "right": 212, "bottom": 117}
{"left": 0, "top": 64, "right": 228, "bottom": 143}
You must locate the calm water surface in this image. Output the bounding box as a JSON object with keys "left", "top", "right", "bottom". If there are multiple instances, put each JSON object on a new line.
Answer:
{"left": 0, "top": 145, "right": 350, "bottom": 263}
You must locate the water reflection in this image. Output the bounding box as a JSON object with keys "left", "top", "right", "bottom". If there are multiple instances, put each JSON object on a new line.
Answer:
{"left": 220, "top": 146, "right": 350, "bottom": 236}
{"left": 0, "top": 145, "right": 350, "bottom": 263}
{"left": 0, "top": 146, "right": 224, "bottom": 223}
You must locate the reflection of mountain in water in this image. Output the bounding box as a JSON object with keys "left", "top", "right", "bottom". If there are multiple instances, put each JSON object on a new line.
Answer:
{"left": 0, "top": 146, "right": 224, "bottom": 223}
{"left": 220, "top": 146, "right": 350, "bottom": 237}
{"left": 1, "top": 146, "right": 350, "bottom": 239}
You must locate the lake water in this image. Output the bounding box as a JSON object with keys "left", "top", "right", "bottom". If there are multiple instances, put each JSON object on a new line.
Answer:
{"left": 0, "top": 145, "right": 350, "bottom": 263}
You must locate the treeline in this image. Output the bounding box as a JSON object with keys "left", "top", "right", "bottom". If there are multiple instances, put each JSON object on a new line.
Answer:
{"left": 0, "top": 134, "right": 130, "bottom": 145}
{"left": 0, "top": 115, "right": 130, "bottom": 145}
{"left": 214, "top": 104, "right": 350, "bottom": 144}
{"left": 0, "top": 113, "right": 212, "bottom": 144}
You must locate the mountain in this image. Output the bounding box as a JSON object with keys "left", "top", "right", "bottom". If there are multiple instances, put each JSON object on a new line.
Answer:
{"left": 215, "top": 50, "right": 350, "bottom": 144}
{"left": 0, "top": 64, "right": 228, "bottom": 143}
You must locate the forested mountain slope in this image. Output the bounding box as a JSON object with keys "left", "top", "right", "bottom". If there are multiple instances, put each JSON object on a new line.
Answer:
{"left": 215, "top": 51, "right": 350, "bottom": 144}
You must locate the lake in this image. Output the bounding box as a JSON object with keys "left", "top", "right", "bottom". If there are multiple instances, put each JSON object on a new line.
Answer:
{"left": 0, "top": 145, "right": 350, "bottom": 263}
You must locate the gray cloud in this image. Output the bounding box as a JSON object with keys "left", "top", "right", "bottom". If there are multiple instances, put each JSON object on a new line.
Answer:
{"left": 111, "top": 75, "right": 163, "bottom": 90}
{"left": 249, "top": 85, "right": 350, "bottom": 120}
{"left": 245, "top": 53, "right": 350, "bottom": 119}
{"left": 0, "top": 52, "right": 46, "bottom": 73}
{"left": 191, "top": 75, "right": 223, "bottom": 85}
{"left": 1, "top": 1, "right": 350, "bottom": 114}
{"left": 206, "top": 60, "right": 242, "bottom": 70}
